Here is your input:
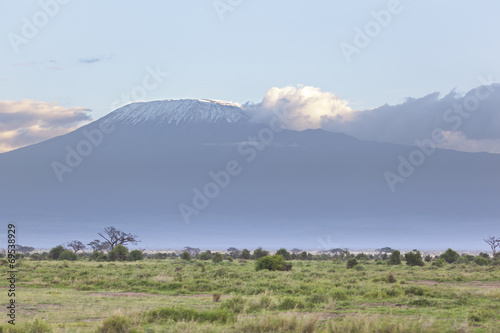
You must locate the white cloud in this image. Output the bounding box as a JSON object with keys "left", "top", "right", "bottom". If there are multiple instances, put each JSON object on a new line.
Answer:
{"left": 0, "top": 100, "right": 91, "bottom": 153}
{"left": 244, "top": 85, "right": 354, "bottom": 131}
{"left": 438, "top": 131, "right": 500, "bottom": 154}
{"left": 320, "top": 84, "right": 500, "bottom": 153}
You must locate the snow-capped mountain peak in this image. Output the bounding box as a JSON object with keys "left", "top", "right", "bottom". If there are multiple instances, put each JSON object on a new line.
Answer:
{"left": 102, "top": 99, "right": 249, "bottom": 126}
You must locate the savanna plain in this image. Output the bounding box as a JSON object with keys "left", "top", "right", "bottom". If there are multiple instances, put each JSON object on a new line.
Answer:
{"left": 1, "top": 250, "right": 500, "bottom": 333}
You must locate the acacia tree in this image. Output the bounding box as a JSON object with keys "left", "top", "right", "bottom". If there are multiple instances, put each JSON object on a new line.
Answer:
{"left": 67, "top": 240, "right": 86, "bottom": 253}
{"left": 98, "top": 226, "right": 140, "bottom": 250}
{"left": 15, "top": 245, "right": 35, "bottom": 254}
{"left": 484, "top": 236, "right": 499, "bottom": 256}
{"left": 87, "top": 239, "right": 111, "bottom": 252}
{"left": 183, "top": 246, "right": 201, "bottom": 256}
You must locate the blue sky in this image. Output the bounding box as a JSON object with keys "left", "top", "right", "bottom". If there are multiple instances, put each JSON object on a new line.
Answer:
{"left": 1, "top": 1, "right": 500, "bottom": 152}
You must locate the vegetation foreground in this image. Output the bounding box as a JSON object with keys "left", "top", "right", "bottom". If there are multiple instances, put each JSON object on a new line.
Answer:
{"left": 1, "top": 254, "right": 500, "bottom": 332}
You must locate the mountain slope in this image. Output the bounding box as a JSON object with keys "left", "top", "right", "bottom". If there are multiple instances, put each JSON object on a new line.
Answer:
{"left": 0, "top": 99, "right": 499, "bottom": 249}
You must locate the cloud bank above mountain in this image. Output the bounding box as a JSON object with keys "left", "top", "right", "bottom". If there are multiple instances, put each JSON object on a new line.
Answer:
{"left": 245, "top": 84, "right": 500, "bottom": 154}
{"left": 0, "top": 100, "right": 91, "bottom": 153}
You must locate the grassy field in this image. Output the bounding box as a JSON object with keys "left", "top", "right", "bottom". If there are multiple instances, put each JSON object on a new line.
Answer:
{"left": 1, "top": 256, "right": 500, "bottom": 332}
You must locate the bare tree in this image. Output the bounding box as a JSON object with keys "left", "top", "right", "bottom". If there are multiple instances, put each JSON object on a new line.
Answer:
{"left": 67, "top": 240, "right": 86, "bottom": 253}
{"left": 484, "top": 236, "right": 499, "bottom": 256}
{"left": 16, "top": 245, "right": 35, "bottom": 254}
{"left": 87, "top": 239, "right": 111, "bottom": 252}
{"left": 98, "top": 226, "right": 140, "bottom": 250}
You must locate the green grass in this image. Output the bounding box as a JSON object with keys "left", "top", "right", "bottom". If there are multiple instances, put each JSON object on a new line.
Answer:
{"left": 1, "top": 258, "right": 499, "bottom": 332}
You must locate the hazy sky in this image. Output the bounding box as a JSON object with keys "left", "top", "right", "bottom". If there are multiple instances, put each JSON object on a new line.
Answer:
{"left": 1, "top": 1, "right": 500, "bottom": 152}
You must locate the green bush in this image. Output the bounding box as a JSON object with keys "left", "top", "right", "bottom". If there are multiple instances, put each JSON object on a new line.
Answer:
{"left": 126, "top": 249, "right": 143, "bottom": 261}
{"left": 330, "top": 288, "right": 348, "bottom": 300}
{"left": 252, "top": 247, "right": 269, "bottom": 260}
{"left": 146, "top": 306, "right": 234, "bottom": 323}
{"left": 306, "top": 293, "right": 329, "bottom": 304}
{"left": 90, "top": 251, "right": 106, "bottom": 261}
{"left": 29, "top": 253, "right": 43, "bottom": 261}
{"left": 48, "top": 245, "right": 65, "bottom": 260}
{"left": 212, "top": 252, "right": 223, "bottom": 263}
{"left": 474, "top": 257, "right": 489, "bottom": 266}
{"left": 276, "top": 248, "right": 292, "bottom": 260}
{"left": 404, "top": 286, "right": 425, "bottom": 296}
{"left": 388, "top": 250, "right": 401, "bottom": 265}
{"left": 107, "top": 244, "right": 128, "bottom": 262}
{"left": 97, "top": 315, "right": 130, "bottom": 333}
{"left": 199, "top": 250, "right": 212, "bottom": 260}
{"left": 278, "top": 297, "right": 305, "bottom": 310}
{"left": 255, "top": 255, "right": 292, "bottom": 271}
{"left": 57, "top": 250, "right": 77, "bottom": 261}
{"left": 440, "top": 248, "right": 460, "bottom": 263}
{"left": 240, "top": 249, "right": 251, "bottom": 259}
{"left": 220, "top": 296, "right": 246, "bottom": 313}
{"left": 180, "top": 251, "right": 191, "bottom": 260}
{"left": 355, "top": 253, "right": 369, "bottom": 260}
{"left": 346, "top": 258, "right": 358, "bottom": 269}
{"left": 405, "top": 250, "right": 425, "bottom": 267}
{"left": 432, "top": 259, "right": 446, "bottom": 267}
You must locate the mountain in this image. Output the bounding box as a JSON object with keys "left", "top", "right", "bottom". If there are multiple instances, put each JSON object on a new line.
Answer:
{"left": 1, "top": 99, "right": 499, "bottom": 249}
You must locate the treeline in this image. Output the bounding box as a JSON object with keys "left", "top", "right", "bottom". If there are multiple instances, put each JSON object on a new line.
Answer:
{"left": 4, "top": 245, "right": 499, "bottom": 269}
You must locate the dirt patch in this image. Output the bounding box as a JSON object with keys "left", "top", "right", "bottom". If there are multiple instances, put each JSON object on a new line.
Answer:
{"left": 86, "top": 292, "right": 224, "bottom": 298}
{"left": 178, "top": 294, "right": 213, "bottom": 298}
{"left": 87, "top": 292, "right": 160, "bottom": 297}
{"left": 360, "top": 302, "right": 409, "bottom": 308}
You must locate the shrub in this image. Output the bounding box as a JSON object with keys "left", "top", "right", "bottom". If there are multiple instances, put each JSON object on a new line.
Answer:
{"left": 278, "top": 297, "right": 305, "bottom": 310}
{"left": 97, "top": 315, "right": 131, "bottom": 333}
{"left": 276, "top": 248, "right": 292, "bottom": 260}
{"left": 424, "top": 254, "right": 432, "bottom": 262}
{"left": 90, "top": 251, "right": 104, "bottom": 261}
{"left": 346, "top": 258, "right": 358, "bottom": 269}
{"left": 212, "top": 253, "right": 223, "bottom": 263}
{"left": 199, "top": 250, "right": 212, "bottom": 260}
{"left": 388, "top": 250, "right": 401, "bottom": 265}
{"left": 107, "top": 244, "right": 128, "bottom": 262}
{"left": 330, "top": 289, "right": 348, "bottom": 300}
{"left": 255, "top": 255, "right": 292, "bottom": 271}
{"left": 306, "top": 293, "right": 329, "bottom": 304}
{"left": 405, "top": 250, "right": 425, "bottom": 266}
{"left": 479, "top": 252, "right": 490, "bottom": 259}
{"left": 440, "top": 248, "right": 460, "bottom": 263}
{"left": 146, "top": 307, "right": 234, "bottom": 324}
{"left": 474, "top": 257, "right": 489, "bottom": 266}
{"left": 220, "top": 296, "right": 246, "bottom": 314}
{"left": 57, "top": 250, "right": 77, "bottom": 261}
{"left": 30, "top": 253, "right": 43, "bottom": 261}
{"left": 180, "top": 251, "right": 191, "bottom": 260}
{"left": 240, "top": 249, "right": 251, "bottom": 259}
{"left": 20, "top": 318, "right": 53, "bottom": 333}
{"left": 355, "top": 253, "right": 369, "bottom": 260}
{"left": 432, "top": 259, "right": 446, "bottom": 267}
{"left": 404, "top": 286, "right": 425, "bottom": 296}
{"left": 387, "top": 273, "right": 397, "bottom": 283}
{"left": 126, "top": 249, "right": 143, "bottom": 261}
{"left": 48, "top": 245, "right": 65, "bottom": 260}
{"left": 252, "top": 247, "right": 269, "bottom": 260}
